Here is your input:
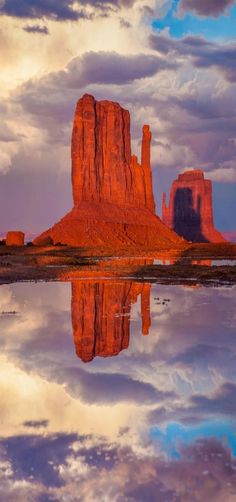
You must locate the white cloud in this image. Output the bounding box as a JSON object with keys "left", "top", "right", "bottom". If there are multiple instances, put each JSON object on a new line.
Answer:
{"left": 209, "top": 165, "right": 236, "bottom": 183}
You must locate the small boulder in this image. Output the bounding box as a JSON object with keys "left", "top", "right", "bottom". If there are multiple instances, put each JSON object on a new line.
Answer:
{"left": 6, "top": 231, "right": 25, "bottom": 246}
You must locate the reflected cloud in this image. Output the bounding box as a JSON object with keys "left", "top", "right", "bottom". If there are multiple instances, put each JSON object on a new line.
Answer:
{"left": 56, "top": 365, "right": 176, "bottom": 405}
{"left": 0, "top": 280, "right": 235, "bottom": 499}
{"left": 0, "top": 432, "right": 236, "bottom": 501}
{"left": 23, "top": 420, "right": 49, "bottom": 429}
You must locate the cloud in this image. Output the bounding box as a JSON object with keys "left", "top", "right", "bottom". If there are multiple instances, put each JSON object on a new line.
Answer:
{"left": 2, "top": 33, "right": 236, "bottom": 228}
{"left": 179, "top": 0, "right": 235, "bottom": 18}
{"left": 9, "top": 50, "right": 177, "bottom": 150}
{"left": 0, "top": 0, "right": 89, "bottom": 21}
{"left": 23, "top": 419, "right": 49, "bottom": 428}
{"left": 146, "top": 33, "right": 236, "bottom": 184}
{"left": 22, "top": 24, "right": 49, "bottom": 34}
{"left": 11, "top": 51, "right": 176, "bottom": 135}
{"left": 0, "top": 433, "right": 77, "bottom": 487}
{"left": 170, "top": 344, "right": 236, "bottom": 371}
{"left": 21, "top": 51, "right": 177, "bottom": 93}
{"left": 79, "top": 0, "right": 135, "bottom": 7}
{"left": 56, "top": 366, "right": 176, "bottom": 405}
{"left": 191, "top": 382, "right": 236, "bottom": 416}
{"left": 149, "top": 382, "right": 236, "bottom": 425}
{"left": 0, "top": 282, "right": 236, "bottom": 501}
{"left": 0, "top": 0, "right": 142, "bottom": 21}
{"left": 150, "top": 33, "right": 236, "bottom": 82}
{"left": 210, "top": 165, "right": 236, "bottom": 182}
{"left": 1, "top": 430, "right": 236, "bottom": 501}
{"left": 119, "top": 17, "right": 132, "bottom": 28}
{"left": 62, "top": 51, "right": 177, "bottom": 86}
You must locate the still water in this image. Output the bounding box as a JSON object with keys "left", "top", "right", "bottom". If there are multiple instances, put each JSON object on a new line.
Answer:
{"left": 0, "top": 279, "right": 236, "bottom": 501}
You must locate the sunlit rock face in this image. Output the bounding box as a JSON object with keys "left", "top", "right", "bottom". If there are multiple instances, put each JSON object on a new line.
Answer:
{"left": 72, "top": 95, "right": 156, "bottom": 211}
{"left": 162, "top": 170, "right": 225, "bottom": 243}
{"left": 34, "top": 94, "right": 184, "bottom": 251}
{"left": 6, "top": 231, "right": 24, "bottom": 246}
{"left": 71, "top": 280, "right": 151, "bottom": 362}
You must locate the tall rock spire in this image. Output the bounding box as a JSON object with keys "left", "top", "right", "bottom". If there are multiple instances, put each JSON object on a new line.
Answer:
{"left": 141, "top": 283, "right": 151, "bottom": 336}
{"left": 34, "top": 94, "right": 185, "bottom": 250}
{"left": 71, "top": 95, "right": 156, "bottom": 212}
{"left": 71, "top": 94, "right": 132, "bottom": 207}
{"left": 141, "top": 125, "right": 155, "bottom": 213}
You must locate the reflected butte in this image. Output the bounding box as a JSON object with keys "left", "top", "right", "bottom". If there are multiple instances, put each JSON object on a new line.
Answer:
{"left": 162, "top": 170, "right": 225, "bottom": 243}
{"left": 34, "top": 94, "right": 184, "bottom": 252}
{"left": 71, "top": 280, "right": 151, "bottom": 362}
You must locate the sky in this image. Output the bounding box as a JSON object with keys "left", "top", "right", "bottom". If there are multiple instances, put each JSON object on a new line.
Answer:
{"left": 0, "top": 280, "right": 236, "bottom": 499}
{"left": 0, "top": 0, "right": 236, "bottom": 235}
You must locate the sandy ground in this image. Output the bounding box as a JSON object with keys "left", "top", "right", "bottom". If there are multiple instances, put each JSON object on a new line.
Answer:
{"left": 0, "top": 243, "right": 236, "bottom": 286}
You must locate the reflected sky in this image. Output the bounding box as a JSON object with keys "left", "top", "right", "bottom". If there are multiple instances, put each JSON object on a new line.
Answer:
{"left": 0, "top": 280, "right": 235, "bottom": 501}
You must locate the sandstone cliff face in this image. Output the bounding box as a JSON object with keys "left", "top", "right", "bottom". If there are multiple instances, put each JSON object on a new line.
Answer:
{"left": 72, "top": 95, "right": 131, "bottom": 207}
{"left": 71, "top": 279, "right": 151, "bottom": 362}
{"left": 72, "top": 95, "right": 155, "bottom": 211}
{"left": 34, "top": 94, "right": 184, "bottom": 251}
{"left": 162, "top": 170, "right": 225, "bottom": 243}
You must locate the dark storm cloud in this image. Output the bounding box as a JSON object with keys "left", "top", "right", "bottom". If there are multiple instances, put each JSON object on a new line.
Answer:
{"left": 58, "top": 366, "right": 176, "bottom": 405}
{"left": 0, "top": 296, "right": 176, "bottom": 407}
{"left": 150, "top": 34, "right": 236, "bottom": 82}
{"left": 0, "top": 0, "right": 136, "bottom": 21}
{"left": 79, "top": 0, "right": 135, "bottom": 5}
{"left": 191, "top": 382, "right": 236, "bottom": 416}
{"left": 170, "top": 344, "right": 236, "bottom": 370}
{"left": 23, "top": 419, "right": 49, "bottom": 428}
{"left": 170, "top": 93, "right": 236, "bottom": 122}
{"left": 0, "top": 433, "right": 77, "bottom": 487}
{"left": 179, "top": 0, "right": 235, "bottom": 17}
{"left": 149, "top": 382, "right": 236, "bottom": 426}
{"left": 54, "top": 51, "right": 177, "bottom": 87}
{"left": 13, "top": 51, "right": 176, "bottom": 138}
{"left": 1, "top": 433, "right": 236, "bottom": 500}
{"left": 148, "top": 85, "right": 236, "bottom": 174}
{"left": 71, "top": 0, "right": 138, "bottom": 15}
{"left": 0, "top": 0, "right": 89, "bottom": 21}
{"left": 23, "top": 24, "right": 49, "bottom": 34}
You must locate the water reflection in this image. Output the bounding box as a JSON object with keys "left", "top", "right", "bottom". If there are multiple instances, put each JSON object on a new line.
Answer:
{"left": 0, "top": 280, "right": 235, "bottom": 501}
{"left": 154, "top": 258, "right": 214, "bottom": 266}
{"left": 71, "top": 281, "right": 151, "bottom": 362}
{"left": 154, "top": 258, "right": 236, "bottom": 266}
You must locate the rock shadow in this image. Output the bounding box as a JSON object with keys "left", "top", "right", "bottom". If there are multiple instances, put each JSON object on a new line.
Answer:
{"left": 173, "top": 188, "right": 208, "bottom": 243}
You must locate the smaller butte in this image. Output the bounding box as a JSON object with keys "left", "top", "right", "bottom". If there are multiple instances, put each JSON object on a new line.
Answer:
{"left": 162, "top": 169, "right": 225, "bottom": 243}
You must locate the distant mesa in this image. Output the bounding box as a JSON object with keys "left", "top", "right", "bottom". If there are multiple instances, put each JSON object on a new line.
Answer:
{"left": 223, "top": 231, "right": 236, "bottom": 243}
{"left": 71, "top": 279, "right": 151, "bottom": 362}
{"left": 6, "top": 231, "right": 25, "bottom": 246}
{"left": 34, "top": 94, "right": 184, "bottom": 251}
{"left": 162, "top": 170, "right": 225, "bottom": 243}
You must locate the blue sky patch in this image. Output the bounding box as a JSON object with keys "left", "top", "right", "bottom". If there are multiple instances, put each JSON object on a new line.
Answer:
{"left": 153, "top": 1, "right": 236, "bottom": 41}
{"left": 150, "top": 420, "right": 236, "bottom": 459}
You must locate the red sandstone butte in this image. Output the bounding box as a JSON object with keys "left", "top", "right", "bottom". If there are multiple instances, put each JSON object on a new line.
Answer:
{"left": 6, "top": 231, "right": 25, "bottom": 246}
{"left": 162, "top": 169, "right": 225, "bottom": 243}
{"left": 71, "top": 280, "right": 151, "bottom": 362}
{"left": 34, "top": 94, "right": 184, "bottom": 251}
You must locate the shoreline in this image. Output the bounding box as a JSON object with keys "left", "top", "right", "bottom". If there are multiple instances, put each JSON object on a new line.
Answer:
{"left": 0, "top": 243, "right": 236, "bottom": 286}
